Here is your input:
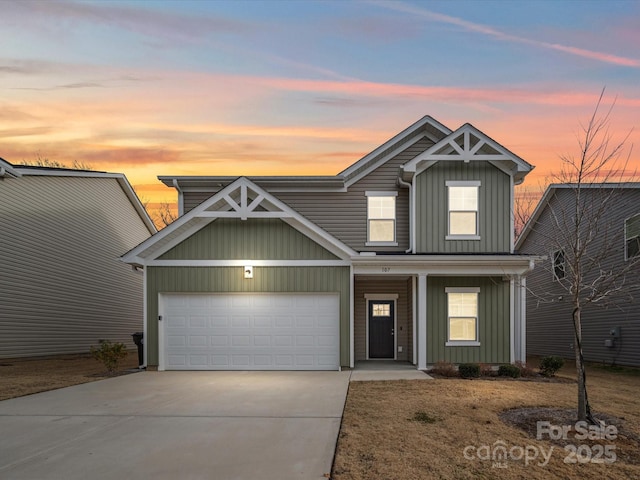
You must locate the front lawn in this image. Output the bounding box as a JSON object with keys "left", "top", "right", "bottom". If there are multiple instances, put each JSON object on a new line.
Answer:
{"left": 332, "top": 363, "right": 640, "bottom": 479}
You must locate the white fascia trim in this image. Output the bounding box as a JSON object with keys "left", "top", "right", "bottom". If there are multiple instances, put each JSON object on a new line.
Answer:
{"left": 147, "top": 259, "right": 351, "bottom": 267}
{"left": 445, "top": 235, "right": 481, "bottom": 241}
{"left": 445, "top": 180, "right": 481, "bottom": 187}
{"left": 445, "top": 341, "right": 481, "bottom": 347}
{"left": 445, "top": 286, "right": 480, "bottom": 293}
{"left": 365, "top": 191, "right": 398, "bottom": 197}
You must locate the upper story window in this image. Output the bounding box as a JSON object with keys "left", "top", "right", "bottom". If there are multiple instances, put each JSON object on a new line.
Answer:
{"left": 366, "top": 191, "right": 397, "bottom": 245}
{"left": 625, "top": 214, "right": 640, "bottom": 260}
{"left": 446, "top": 181, "right": 480, "bottom": 240}
{"left": 552, "top": 249, "right": 566, "bottom": 281}
{"left": 445, "top": 287, "right": 480, "bottom": 346}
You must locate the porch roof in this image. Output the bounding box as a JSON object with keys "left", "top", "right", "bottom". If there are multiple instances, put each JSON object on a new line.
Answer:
{"left": 351, "top": 254, "right": 540, "bottom": 276}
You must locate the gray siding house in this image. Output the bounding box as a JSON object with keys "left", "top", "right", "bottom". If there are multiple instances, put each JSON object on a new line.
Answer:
{"left": 516, "top": 184, "right": 640, "bottom": 367}
{"left": 0, "top": 158, "right": 156, "bottom": 358}
{"left": 122, "top": 116, "right": 536, "bottom": 371}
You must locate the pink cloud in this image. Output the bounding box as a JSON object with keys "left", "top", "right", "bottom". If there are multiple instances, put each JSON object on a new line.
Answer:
{"left": 370, "top": 1, "right": 640, "bottom": 68}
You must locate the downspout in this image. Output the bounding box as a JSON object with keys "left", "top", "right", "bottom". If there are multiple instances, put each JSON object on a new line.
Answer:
{"left": 397, "top": 176, "right": 413, "bottom": 253}
{"left": 172, "top": 179, "right": 184, "bottom": 216}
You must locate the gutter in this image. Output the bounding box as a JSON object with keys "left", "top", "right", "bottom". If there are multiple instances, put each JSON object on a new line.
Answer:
{"left": 397, "top": 175, "right": 413, "bottom": 253}
{"left": 172, "top": 179, "right": 184, "bottom": 216}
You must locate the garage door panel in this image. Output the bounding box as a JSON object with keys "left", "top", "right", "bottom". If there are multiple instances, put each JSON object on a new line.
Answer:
{"left": 162, "top": 293, "right": 340, "bottom": 370}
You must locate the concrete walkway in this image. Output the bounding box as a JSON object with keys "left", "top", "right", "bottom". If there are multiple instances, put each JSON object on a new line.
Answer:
{"left": 0, "top": 371, "right": 350, "bottom": 480}
{"left": 349, "top": 361, "right": 433, "bottom": 381}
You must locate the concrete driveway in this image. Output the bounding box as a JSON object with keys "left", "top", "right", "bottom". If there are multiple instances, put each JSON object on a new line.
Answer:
{"left": 0, "top": 371, "right": 350, "bottom": 480}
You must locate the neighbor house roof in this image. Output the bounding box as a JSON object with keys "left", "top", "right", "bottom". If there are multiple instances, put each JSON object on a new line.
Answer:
{"left": 0, "top": 158, "right": 22, "bottom": 179}
{"left": 515, "top": 182, "right": 640, "bottom": 250}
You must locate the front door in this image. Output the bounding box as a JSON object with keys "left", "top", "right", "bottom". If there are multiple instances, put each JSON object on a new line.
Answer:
{"left": 368, "top": 300, "right": 394, "bottom": 359}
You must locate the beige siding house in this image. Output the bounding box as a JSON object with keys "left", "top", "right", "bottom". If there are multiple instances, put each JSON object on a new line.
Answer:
{"left": 123, "top": 116, "right": 536, "bottom": 371}
{"left": 0, "top": 158, "right": 156, "bottom": 358}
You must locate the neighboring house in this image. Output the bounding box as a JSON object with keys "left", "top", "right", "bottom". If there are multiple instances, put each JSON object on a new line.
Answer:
{"left": 122, "top": 116, "right": 535, "bottom": 371}
{"left": 516, "top": 184, "right": 640, "bottom": 367}
{"left": 0, "top": 158, "right": 156, "bottom": 358}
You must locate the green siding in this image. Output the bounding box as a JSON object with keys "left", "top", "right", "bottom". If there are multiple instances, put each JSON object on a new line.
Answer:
{"left": 427, "top": 276, "right": 510, "bottom": 364}
{"left": 160, "top": 218, "right": 339, "bottom": 260}
{"left": 415, "top": 161, "right": 511, "bottom": 253}
{"left": 147, "top": 266, "right": 350, "bottom": 367}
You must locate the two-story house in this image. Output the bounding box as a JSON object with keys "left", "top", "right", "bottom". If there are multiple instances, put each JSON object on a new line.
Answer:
{"left": 122, "top": 116, "right": 535, "bottom": 371}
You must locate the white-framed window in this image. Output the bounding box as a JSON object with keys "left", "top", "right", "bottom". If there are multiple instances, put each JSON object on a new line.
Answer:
{"left": 625, "top": 214, "right": 640, "bottom": 261}
{"left": 445, "top": 287, "right": 480, "bottom": 346}
{"left": 446, "top": 181, "right": 480, "bottom": 240}
{"left": 366, "top": 191, "right": 397, "bottom": 245}
{"left": 552, "top": 249, "right": 566, "bottom": 281}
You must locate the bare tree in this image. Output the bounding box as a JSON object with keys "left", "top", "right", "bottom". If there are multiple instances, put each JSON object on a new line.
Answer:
{"left": 523, "top": 90, "right": 639, "bottom": 422}
{"left": 156, "top": 201, "right": 178, "bottom": 228}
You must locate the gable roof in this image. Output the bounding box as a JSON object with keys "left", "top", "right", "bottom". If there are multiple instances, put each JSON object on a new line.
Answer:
{"left": 339, "top": 115, "right": 451, "bottom": 187}
{"left": 121, "top": 177, "right": 357, "bottom": 266}
{"left": 0, "top": 157, "right": 21, "bottom": 179}
{"left": 401, "top": 123, "right": 533, "bottom": 184}
{"left": 515, "top": 182, "right": 640, "bottom": 250}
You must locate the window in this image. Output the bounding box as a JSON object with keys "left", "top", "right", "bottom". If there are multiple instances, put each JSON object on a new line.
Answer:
{"left": 366, "top": 192, "right": 397, "bottom": 244}
{"left": 446, "top": 181, "right": 480, "bottom": 239}
{"left": 552, "top": 250, "right": 565, "bottom": 280}
{"left": 625, "top": 214, "right": 640, "bottom": 260}
{"left": 372, "top": 303, "right": 391, "bottom": 316}
{"left": 446, "top": 287, "right": 480, "bottom": 345}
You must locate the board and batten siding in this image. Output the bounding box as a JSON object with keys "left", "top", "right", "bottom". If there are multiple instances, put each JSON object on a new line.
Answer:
{"left": 427, "top": 276, "right": 510, "bottom": 364}
{"left": 0, "top": 175, "right": 152, "bottom": 358}
{"left": 160, "top": 218, "right": 339, "bottom": 260}
{"left": 519, "top": 188, "right": 640, "bottom": 367}
{"left": 147, "top": 266, "right": 351, "bottom": 367}
{"left": 354, "top": 277, "right": 411, "bottom": 361}
{"left": 415, "top": 161, "right": 511, "bottom": 253}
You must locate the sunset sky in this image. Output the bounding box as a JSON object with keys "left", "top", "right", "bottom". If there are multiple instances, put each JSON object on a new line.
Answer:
{"left": 2, "top": 0, "right": 639, "bottom": 214}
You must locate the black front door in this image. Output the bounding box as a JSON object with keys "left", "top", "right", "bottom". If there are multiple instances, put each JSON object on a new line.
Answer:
{"left": 368, "top": 301, "right": 394, "bottom": 359}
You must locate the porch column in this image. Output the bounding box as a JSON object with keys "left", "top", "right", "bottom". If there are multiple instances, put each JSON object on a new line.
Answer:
{"left": 520, "top": 276, "right": 527, "bottom": 362}
{"left": 418, "top": 274, "right": 427, "bottom": 370}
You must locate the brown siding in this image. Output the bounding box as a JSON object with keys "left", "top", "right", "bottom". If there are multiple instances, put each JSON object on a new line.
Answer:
{"left": 519, "top": 188, "right": 640, "bottom": 367}
{"left": 354, "top": 277, "right": 411, "bottom": 361}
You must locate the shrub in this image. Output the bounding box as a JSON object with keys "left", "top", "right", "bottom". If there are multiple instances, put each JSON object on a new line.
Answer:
{"left": 430, "top": 361, "right": 457, "bottom": 377}
{"left": 514, "top": 360, "right": 536, "bottom": 377}
{"left": 90, "top": 340, "right": 128, "bottom": 374}
{"left": 498, "top": 364, "right": 521, "bottom": 378}
{"left": 458, "top": 363, "right": 480, "bottom": 379}
{"left": 539, "top": 356, "right": 565, "bottom": 377}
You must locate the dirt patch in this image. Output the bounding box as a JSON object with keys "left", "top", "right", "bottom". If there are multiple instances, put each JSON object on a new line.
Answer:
{"left": 332, "top": 364, "right": 640, "bottom": 479}
{"left": 0, "top": 352, "right": 140, "bottom": 401}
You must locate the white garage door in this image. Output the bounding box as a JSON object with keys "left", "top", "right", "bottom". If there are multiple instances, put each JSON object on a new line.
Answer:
{"left": 160, "top": 293, "right": 340, "bottom": 371}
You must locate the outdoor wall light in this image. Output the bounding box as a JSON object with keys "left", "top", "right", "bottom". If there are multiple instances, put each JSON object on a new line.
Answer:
{"left": 244, "top": 265, "right": 254, "bottom": 279}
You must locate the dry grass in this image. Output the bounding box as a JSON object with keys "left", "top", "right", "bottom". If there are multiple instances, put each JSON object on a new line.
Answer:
{"left": 332, "top": 363, "right": 640, "bottom": 479}
{"left": 0, "top": 352, "right": 140, "bottom": 401}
